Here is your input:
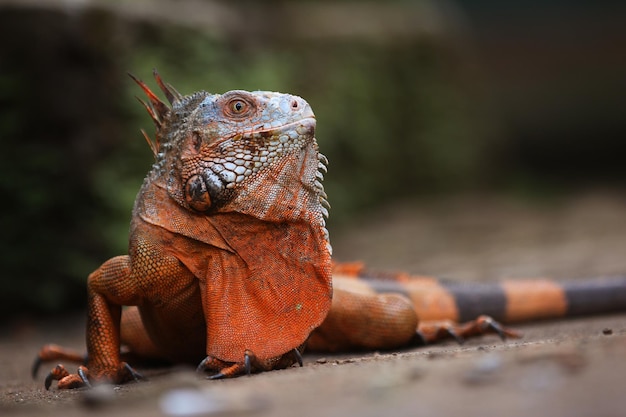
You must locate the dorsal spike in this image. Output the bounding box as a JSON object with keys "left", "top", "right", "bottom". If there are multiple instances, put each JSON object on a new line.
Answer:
{"left": 135, "top": 96, "right": 162, "bottom": 127}
{"left": 140, "top": 129, "right": 159, "bottom": 159}
{"left": 128, "top": 72, "right": 170, "bottom": 122}
{"left": 153, "top": 69, "right": 180, "bottom": 105}
{"left": 166, "top": 82, "right": 183, "bottom": 102}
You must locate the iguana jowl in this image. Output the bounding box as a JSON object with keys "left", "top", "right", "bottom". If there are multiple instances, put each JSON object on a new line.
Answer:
{"left": 34, "top": 72, "right": 626, "bottom": 389}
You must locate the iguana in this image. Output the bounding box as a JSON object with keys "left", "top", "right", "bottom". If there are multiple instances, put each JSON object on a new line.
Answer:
{"left": 34, "top": 72, "right": 626, "bottom": 389}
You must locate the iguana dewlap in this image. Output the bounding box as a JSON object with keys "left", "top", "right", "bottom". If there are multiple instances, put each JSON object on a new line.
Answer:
{"left": 34, "top": 72, "right": 626, "bottom": 389}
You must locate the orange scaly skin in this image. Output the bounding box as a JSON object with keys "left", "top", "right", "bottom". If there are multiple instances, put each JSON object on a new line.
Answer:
{"left": 34, "top": 73, "right": 626, "bottom": 388}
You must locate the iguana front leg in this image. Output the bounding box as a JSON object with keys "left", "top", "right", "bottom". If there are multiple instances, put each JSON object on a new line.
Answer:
{"left": 38, "top": 255, "right": 144, "bottom": 389}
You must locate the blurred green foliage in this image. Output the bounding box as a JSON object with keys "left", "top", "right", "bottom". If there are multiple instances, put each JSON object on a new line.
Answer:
{"left": 122, "top": 27, "right": 497, "bottom": 217}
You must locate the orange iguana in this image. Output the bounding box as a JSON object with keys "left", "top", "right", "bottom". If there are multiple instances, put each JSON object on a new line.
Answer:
{"left": 34, "top": 72, "right": 626, "bottom": 389}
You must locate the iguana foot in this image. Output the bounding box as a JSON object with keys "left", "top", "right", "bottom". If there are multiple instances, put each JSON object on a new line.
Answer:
{"left": 43, "top": 364, "right": 86, "bottom": 390}
{"left": 416, "top": 315, "right": 521, "bottom": 344}
{"left": 42, "top": 362, "right": 144, "bottom": 390}
{"left": 196, "top": 355, "right": 247, "bottom": 379}
{"left": 196, "top": 347, "right": 305, "bottom": 379}
{"left": 32, "top": 344, "right": 87, "bottom": 379}
{"left": 196, "top": 351, "right": 268, "bottom": 379}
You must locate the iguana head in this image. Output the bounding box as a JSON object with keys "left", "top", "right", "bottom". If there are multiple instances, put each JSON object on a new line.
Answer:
{"left": 132, "top": 71, "right": 330, "bottom": 235}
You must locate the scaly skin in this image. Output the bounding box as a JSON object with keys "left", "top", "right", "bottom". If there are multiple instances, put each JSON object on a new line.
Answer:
{"left": 33, "top": 72, "right": 626, "bottom": 388}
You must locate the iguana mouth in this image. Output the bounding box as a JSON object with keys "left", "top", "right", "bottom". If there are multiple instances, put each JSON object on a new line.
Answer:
{"left": 241, "top": 116, "right": 316, "bottom": 140}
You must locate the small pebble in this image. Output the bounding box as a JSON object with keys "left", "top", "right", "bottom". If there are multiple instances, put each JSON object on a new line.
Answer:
{"left": 602, "top": 328, "right": 613, "bottom": 335}
{"left": 160, "top": 388, "right": 270, "bottom": 416}
{"left": 160, "top": 389, "right": 221, "bottom": 416}
{"left": 463, "top": 354, "right": 503, "bottom": 385}
{"left": 81, "top": 384, "right": 116, "bottom": 408}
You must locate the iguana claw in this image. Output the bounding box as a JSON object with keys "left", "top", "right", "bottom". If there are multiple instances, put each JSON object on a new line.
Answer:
{"left": 44, "top": 365, "right": 69, "bottom": 390}
{"left": 244, "top": 352, "right": 252, "bottom": 376}
{"left": 77, "top": 366, "right": 92, "bottom": 388}
{"left": 443, "top": 327, "right": 465, "bottom": 344}
{"left": 292, "top": 348, "right": 303, "bottom": 367}
{"left": 477, "top": 315, "right": 510, "bottom": 341}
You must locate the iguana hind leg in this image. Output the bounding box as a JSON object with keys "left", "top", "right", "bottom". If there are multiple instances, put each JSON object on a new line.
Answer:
{"left": 308, "top": 286, "right": 520, "bottom": 352}
{"left": 308, "top": 288, "right": 419, "bottom": 352}
{"left": 417, "top": 315, "right": 521, "bottom": 344}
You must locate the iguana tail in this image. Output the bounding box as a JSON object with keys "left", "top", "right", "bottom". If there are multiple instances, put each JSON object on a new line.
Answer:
{"left": 332, "top": 263, "right": 626, "bottom": 323}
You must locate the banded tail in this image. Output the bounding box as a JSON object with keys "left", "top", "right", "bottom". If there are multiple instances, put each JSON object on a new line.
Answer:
{"left": 336, "top": 267, "right": 626, "bottom": 324}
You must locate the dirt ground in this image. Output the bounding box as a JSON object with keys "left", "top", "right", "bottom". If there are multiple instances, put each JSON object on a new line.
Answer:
{"left": 2, "top": 192, "right": 626, "bottom": 417}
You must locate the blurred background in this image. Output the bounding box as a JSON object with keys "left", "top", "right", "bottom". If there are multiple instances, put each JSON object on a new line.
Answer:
{"left": 1, "top": 0, "right": 625, "bottom": 320}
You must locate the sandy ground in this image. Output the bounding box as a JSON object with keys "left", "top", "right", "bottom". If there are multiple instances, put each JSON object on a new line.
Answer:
{"left": 2, "top": 192, "right": 626, "bottom": 417}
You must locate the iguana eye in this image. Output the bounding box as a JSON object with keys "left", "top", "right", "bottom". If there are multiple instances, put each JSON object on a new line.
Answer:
{"left": 222, "top": 94, "right": 255, "bottom": 118}
{"left": 227, "top": 99, "right": 249, "bottom": 115}
{"left": 232, "top": 101, "right": 245, "bottom": 112}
